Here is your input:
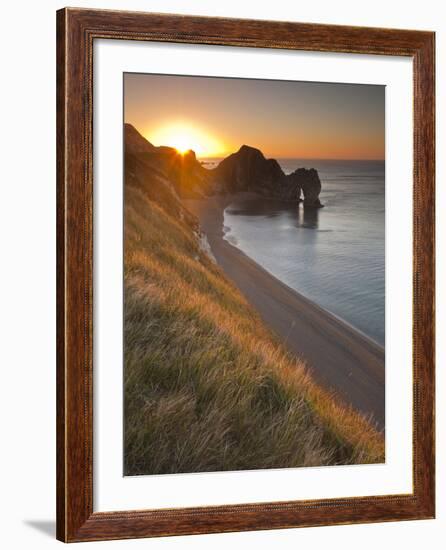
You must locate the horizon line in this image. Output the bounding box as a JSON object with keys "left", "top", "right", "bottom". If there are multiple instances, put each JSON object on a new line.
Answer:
{"left": 198, "top": 154, "right": 385, "bottom": 162}
{"left": 125, "top": 122, "right": 385, "bottom": 163}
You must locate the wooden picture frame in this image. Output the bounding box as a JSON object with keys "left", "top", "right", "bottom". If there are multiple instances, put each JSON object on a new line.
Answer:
{"left": 56, "top": 7, "right": 435, "bottom": 542}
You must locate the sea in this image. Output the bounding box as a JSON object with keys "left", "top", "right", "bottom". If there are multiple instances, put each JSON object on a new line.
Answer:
{"left": 203, "top": 158, "right": 385, "bottom": 346}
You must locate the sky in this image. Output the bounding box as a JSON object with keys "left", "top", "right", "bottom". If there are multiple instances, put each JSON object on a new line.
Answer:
{"left": 124, "top": 73, "right": 385, "bottom": 160}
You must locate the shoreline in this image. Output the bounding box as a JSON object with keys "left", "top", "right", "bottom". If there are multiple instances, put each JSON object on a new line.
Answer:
{"left": 184, "top": 193, "right": 385, "bottom": 430}
{"left": 224, "top": 217, "right": 384, "bottom": 351}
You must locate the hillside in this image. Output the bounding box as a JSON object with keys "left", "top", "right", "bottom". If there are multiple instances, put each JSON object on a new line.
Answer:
{"left": 123, "top": 126, "right": 384, "bottom": 475}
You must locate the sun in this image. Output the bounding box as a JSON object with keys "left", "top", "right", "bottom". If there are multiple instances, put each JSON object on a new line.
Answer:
{"left": 167, "top": 132, "right": 203, "bottom": 155}
{"left": 148, "top": 122, "right": 224, "bottom": 157}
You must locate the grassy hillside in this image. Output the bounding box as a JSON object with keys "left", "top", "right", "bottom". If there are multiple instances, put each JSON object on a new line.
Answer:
{"left": 124, "top": 163, "right": 384, "bottom": 475}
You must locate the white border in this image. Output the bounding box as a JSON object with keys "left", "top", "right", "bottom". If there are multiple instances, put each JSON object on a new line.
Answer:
{"left": 93, "top": 40, "right": 413, "bottom": 512}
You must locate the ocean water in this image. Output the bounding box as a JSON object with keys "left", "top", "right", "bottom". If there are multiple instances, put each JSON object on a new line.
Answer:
{"left": 221, "top": 159, "right": 385, "bottom": 346}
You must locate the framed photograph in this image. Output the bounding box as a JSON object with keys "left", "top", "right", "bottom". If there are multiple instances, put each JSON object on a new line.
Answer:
{"left": 56, "top": 8, "right": 435, "bottom": 542}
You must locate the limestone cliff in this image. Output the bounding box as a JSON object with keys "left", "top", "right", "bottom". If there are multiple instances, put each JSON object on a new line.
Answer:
{"left": 213, "top": 144, "right": 323, "bottom": 207}
{"left": 124, "top": 124, "right": 323, "bottom": 207}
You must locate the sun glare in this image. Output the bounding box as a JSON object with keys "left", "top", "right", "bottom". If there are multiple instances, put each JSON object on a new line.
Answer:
{"left": 148, "top": 123, "right": 224, "bottom": 157}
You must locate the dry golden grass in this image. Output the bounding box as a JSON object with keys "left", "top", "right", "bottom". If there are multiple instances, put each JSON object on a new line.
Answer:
{"left": 124, "top": 184, "right": 384, "bottom": 475}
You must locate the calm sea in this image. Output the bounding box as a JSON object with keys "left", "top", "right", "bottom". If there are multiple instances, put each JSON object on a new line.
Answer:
{"left": 215, "top": 158, "right": 385, "bottom": 346}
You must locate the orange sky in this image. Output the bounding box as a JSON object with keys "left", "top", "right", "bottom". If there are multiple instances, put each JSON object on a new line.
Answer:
{"left": 124, "top": 73, "right": 385, "bottom": 160}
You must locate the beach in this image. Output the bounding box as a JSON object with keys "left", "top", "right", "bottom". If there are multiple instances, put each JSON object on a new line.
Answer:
{"left": 184, "top": 194, "right": 385, "bottom": 430}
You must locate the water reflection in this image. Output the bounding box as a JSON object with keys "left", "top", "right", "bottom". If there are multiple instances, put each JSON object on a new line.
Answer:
{"left": 226, "top": 198, "right": 290, "bottom": 219}
{"left": 227, "top": 199, "right": 317, "bottom": 223}
{"left": 226, "top": 198, "right": 323, "bottom": 232}
{"left": 298, "top": 207, "right": 319, "bottom": 229}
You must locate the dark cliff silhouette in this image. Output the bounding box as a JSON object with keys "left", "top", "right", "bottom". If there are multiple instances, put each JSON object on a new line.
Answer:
{"left": 124, "top": 124, "right": 323, "bottom": 207}
{"left": 213, "top": 144, "right": 322, "bottom": 207}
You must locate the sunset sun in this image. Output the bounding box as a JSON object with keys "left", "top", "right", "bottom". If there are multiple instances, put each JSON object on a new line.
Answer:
{"left": 148, "top": 122, "right": 224, "bottom": 157}
{"left": 167, "top": 132, "right": 201, "bottom": 155}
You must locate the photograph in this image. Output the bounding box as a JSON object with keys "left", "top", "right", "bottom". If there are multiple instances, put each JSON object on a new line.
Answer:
{"left": 123, "top": 73, "right": 386, "bottom": 476}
